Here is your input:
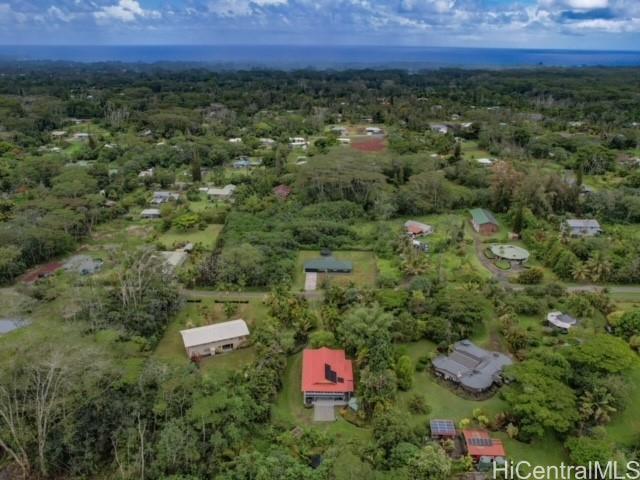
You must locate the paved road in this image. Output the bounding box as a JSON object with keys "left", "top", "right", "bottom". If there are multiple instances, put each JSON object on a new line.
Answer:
{"left": 181, "top": 288, "right": 324, "bottom": 301}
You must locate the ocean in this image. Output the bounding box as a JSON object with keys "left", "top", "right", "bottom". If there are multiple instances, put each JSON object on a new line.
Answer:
{"left": 1, "top": 45, "right": 640, "bottom": 69}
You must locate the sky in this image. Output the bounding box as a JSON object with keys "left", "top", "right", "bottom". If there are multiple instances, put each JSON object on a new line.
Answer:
{"left": 0, "top": 0, "right": 639, "bottom": 50}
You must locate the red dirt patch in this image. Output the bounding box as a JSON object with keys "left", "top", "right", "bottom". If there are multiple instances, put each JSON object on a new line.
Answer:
{"left": 351, "top": 137, "right": 386, "bottom": 153}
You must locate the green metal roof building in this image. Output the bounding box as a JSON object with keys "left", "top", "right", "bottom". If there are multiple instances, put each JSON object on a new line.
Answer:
{"left": 304, "top": 256, "right": 353, "bottom": 273}
{"left": 469, "top": 208, "right": 497, "bottom": 225}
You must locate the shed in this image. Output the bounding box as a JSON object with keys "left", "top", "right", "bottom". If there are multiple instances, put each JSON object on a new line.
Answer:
{"left": 547, "top": 311, "right": 578, "bottom": 332}
{"left": 430, "top": 419, "right": 457, "bottom": 439}
{"left": 463, "top": 430, "right": 506, "bottom": 462}
{"left": 180, "top": 319, "right": 250, "bottom": 358}
{"left": 469, "top": 208, "right": 499, "bottom": 235}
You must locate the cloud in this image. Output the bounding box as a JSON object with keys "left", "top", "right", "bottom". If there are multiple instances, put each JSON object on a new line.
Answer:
{"left": 208, "top": 0, "right": 288, "bottom": 17}
{"left": 94, "top": 0, "right": 160, "bottom": 23}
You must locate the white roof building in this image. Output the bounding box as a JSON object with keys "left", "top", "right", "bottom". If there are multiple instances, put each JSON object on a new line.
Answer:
{"left": 180, "top": 320, "right": 250, "bottom": 357}
{"left": 547, "top": 311, "right": 578, "bottom": 331}
{"left": 477, "top": 158, "right": 494, "bottom": 166}
{"left": 228, "top": 137, "right": 243, "bottom": 144}
{"left": 160, "top": 251, "right": 188, "bottom": 270}
{"left": 140, "top": 208, "right": 161, "bottom": 218}
{"left": 206, "top": 184, "right": 237, "bottom": 198}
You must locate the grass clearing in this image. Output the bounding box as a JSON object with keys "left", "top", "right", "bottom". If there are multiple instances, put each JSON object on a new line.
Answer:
{"left": 158, "top": 224, "right": 223, "bottom": 250}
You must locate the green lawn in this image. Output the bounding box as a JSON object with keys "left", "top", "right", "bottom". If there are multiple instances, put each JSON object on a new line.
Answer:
{"left": 397, "top": 341, "right": 507, "bottom": 427}
{"left": 497, "top": 432, "right": 569, "bottom": 467}
{"left": 157, "top": 224, "right": 223, "bottom": 250}
{"left": 293, "top": 250, "right": 378, "bottom": 291}
{"left": 461, "top": 140, "right": 492, "bottom": 161}
{"left": 605, "top": 362, "right": 640, "bottom": 446}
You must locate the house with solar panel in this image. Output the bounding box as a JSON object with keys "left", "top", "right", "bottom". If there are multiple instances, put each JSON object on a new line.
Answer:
{"left": 301, "top": 348, "right": 354, "bottom": 407}
{"left": 432, "top": 340, "right": 513, "bottom": 393}
{"left": 462, "top": 429, "right": 506, "bottom": 463}
{"left": 430, "top": 419, "right": 457, "bottom": 440}
{"left": 469, "top": 208, "right": 499, "bottom": 235}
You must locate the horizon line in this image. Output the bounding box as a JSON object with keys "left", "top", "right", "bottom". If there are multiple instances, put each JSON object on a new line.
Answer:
{"left": 1, "top": 44, "right": 640, "bottom": 54}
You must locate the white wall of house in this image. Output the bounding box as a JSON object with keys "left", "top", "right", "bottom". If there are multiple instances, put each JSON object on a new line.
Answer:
{"left": 186, "top": 335, "right": 248, "bottom": 358}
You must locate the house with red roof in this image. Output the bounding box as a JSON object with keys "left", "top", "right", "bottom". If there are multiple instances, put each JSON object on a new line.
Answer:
{"left": 462, "top": 429, "right": 506, "bottom": 462}
{"left": 301, "top": 348, "right": 354, "bottom": 406}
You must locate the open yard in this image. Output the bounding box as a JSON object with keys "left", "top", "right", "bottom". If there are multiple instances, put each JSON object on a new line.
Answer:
{"left": 293, "top": 250, "right": 378, "bottom": 290}
{"left": 157, "top": 224, "right": 223, "bottom": 250}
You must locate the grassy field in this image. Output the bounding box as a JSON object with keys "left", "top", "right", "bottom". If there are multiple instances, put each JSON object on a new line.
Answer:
{"left": 293, "top": 250, "right": 378, "bottom": 290}
{"left": 605, "top": 362, "right": 640, "bottom": 446}
{"left": 461, "top": 140, "right": 492, "bottom": 161}
{"left": 157, "top": 224, "right": 223, "bottom": 250}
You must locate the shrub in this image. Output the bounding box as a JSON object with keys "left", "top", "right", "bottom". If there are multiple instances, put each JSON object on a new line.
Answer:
{"left": 516, "top": 266, "right": 544, "bottom": 284}
{"left": 408, "top": 394, "right": 431, "bottom": 415}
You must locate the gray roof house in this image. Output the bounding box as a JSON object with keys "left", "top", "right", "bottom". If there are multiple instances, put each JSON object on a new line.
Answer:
{"left": 151, "top": 191, "right": 180, "bottom": 205}
{"left": 432, "top": 340, "right": 512, "bottom": 393}
{"left": 304, "top": 253, "right": 353, "bottom": 273}
{"left": 140, "top": 208, "right": 161, "bottom": 219}
{"left": 564, "top": 219, "right": 602, "bottom": 237}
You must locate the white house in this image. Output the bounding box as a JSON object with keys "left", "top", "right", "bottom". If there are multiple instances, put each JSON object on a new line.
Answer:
{"left": 430, "top": 124, "right": 449, "bottom": 135}
{"left": 289, "top": 137, "right": 308, "bottom": 149}
{"left": 365, "top": 127, "right": 383, "bottom": 135}
{"left": 180, "top": 319, "right": 250, "bottom": 358}
{"left": 207, "top": 184, "right": 237, "bottom": 200}
{"left": 477, "top": 158, "right": 494, "bottom": 167}
{"left": 140, "top": 208, "right": 161, "bottom": 219}
{"left": 138, "top": 168, "right": 154, "bottom": 178}
{"left": 228, "top": 137, "right": 243, "bottom": 144}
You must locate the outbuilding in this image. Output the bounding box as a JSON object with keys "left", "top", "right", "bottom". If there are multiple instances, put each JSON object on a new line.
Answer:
{"left": 489, "top": 244, "right": 529, "bottom": 265}
{"left": 469, "top": 208, "right": 499, "bottom": 235}
{"left": 180, "top": 319, "right": 250, "bottom": 359}
{"left": 463, "top": 429, "right": 506, "bottom": 462}
{"left": 547, "top": 311, "right": 578, "bottom": 332}
{"left": 404, "top": 220, "right": 434, "bottom": 237}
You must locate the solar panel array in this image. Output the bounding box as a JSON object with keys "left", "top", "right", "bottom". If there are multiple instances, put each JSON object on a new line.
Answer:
{"left": 324, "top": 363, "right": 337, "bottom": 383}
{"left": 469, "top": 437, "right": 493, "bottom": 447}
{"left": 430, "top": 420, "right": 456, "bottom": 435}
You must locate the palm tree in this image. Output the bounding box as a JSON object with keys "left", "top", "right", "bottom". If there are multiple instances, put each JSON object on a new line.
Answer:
{"left": 571, "top": 262, "right": 590, "bottom": 283}
{"left": 585, "top": 252, "right": 612, "bottom": 283}
{"left": 579, "top": 387, "right": 617, "bottom": 427}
